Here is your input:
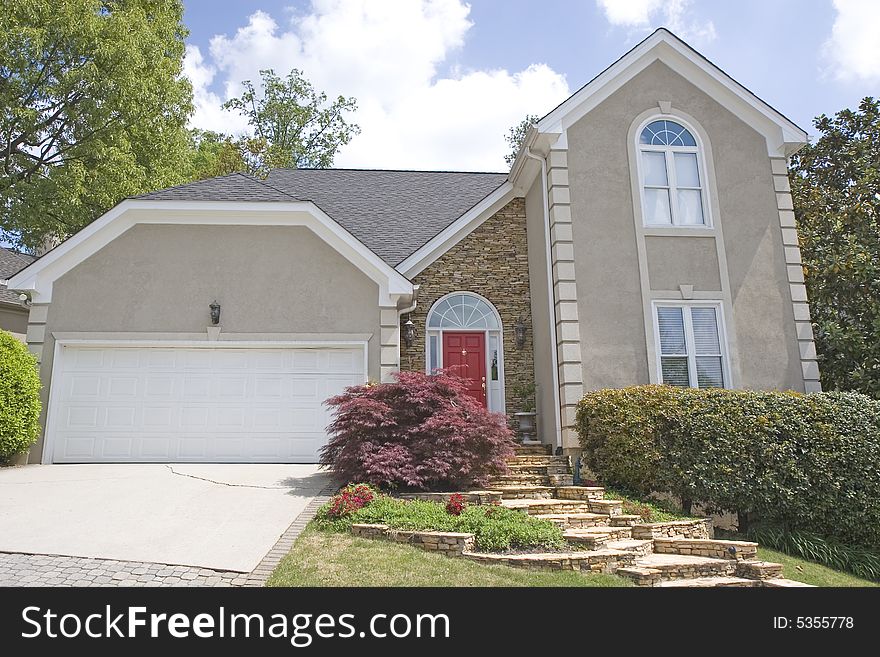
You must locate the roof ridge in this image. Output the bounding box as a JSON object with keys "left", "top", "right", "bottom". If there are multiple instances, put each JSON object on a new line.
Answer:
{"left": 268, "top": 167, "right": 507, "bottom": 175}
{"left": 245, "top": 172, "right": 303, "bottom": 201}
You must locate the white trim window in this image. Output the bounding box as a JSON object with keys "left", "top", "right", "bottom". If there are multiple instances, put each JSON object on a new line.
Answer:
{"left": 654, "top": 302, "right": 727, "bottom": 388}
{"left": 638, "top": 119, "right": 709, "bottom": 227}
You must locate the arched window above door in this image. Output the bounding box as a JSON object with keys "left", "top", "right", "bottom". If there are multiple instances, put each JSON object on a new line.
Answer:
{"left": 427, "top": 293, "right": 501, "bottom": 329}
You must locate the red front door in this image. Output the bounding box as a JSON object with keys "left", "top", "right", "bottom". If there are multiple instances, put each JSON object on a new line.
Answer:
{"left": 442, "top": 332, "right": 487, "bottom": 407}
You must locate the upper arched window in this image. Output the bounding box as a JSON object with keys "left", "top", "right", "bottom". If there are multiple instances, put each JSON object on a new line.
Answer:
{"left": 427, "top": 293, "right": 500, "bottom": 329}
{"left": 638, "top": 119, "right": 707, "bottom": 227}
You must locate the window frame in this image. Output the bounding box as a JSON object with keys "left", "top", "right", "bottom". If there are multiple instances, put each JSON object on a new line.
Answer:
{"left": 651, "top": 300, "right": 730, "bottom": 389}
{"left": 636, "top": 117, "right": 713, "bottom": 229}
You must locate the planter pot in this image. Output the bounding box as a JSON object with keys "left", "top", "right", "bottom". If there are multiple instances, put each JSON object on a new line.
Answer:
{"left": 8, "top": 449, "right": 30, "bottom": 466}
{"left": 513, "top": 412, "right": 537, "bottom": 443}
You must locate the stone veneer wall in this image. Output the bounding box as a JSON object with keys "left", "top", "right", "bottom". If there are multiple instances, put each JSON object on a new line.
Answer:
{"left": 399, "top": 198, "right": 536, "bottom": 416}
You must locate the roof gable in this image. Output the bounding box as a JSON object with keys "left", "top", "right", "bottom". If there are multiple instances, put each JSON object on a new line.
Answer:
{"left": 535, "top": 28, "right": 807, "bottom": 158}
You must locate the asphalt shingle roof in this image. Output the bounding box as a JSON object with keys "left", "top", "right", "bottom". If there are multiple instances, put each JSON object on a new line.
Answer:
{"left": 135, "top": 169, "right": 508, "bottom": 266}
{"left": 0, "top": 247, "right": 36, "bottom": 306}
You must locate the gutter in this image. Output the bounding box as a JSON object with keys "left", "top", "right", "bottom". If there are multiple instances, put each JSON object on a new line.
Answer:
{"left": 522, "top": 146, "right": 563, "bottom": 451}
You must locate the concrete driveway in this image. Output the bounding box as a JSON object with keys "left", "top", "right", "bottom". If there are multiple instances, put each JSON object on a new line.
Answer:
{"left": 0, "top": 464, "right": 330, "bottom": 573}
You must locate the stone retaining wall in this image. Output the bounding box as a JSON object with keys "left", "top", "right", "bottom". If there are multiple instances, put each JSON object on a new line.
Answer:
{"left": 653, "top": 538, "right": 757, "bottom": 560}
{"left": 463, "top": 550, "right": 635, "bottom": 573}
{"left": 630, "top": 519, "right": 713, "bottom": 540}
{"left": 395, "top": 491, "right": 502, "bottom": 504}
{"left": 554, "top": 486, "right": 606, "bottom": 501}
{"left": 350, "top": 523, "right": 475, "bottom": 557}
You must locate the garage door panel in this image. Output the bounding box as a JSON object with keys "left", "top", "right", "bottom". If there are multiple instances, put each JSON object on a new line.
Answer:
{"left": 50, "top": 345, "right": 365, "bottom": 463}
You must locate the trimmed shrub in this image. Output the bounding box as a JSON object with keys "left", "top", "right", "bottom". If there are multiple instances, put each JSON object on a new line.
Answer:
{"left": 576, "top": 385, "right": 880, "bottom": 549}
{"left": 320, "top": 370, "right": 515, "bottom": 490}
{"left": 314, "top": 495, "right": 564, "bottom": 552}
{"left": 0, "top": 330, "right": 41, "bottom": 462}
{"left": 326, "top": 483, "right": 377, "bottom": 518}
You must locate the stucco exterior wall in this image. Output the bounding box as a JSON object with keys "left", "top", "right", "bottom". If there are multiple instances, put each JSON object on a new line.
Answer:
{"left": 399, "top": 198, "right": 536, "bottom": 418}
{"left": 566, "top": 60, "right": 804, "bottom": 392}
{"left": 30, "top": 223, "right": 382, "bottom": 461}
{"left": 525, "top": 177, "right": 557, "bottom": 445}
{"left": 0, "top": 305, "right": 28, "bottom": 339}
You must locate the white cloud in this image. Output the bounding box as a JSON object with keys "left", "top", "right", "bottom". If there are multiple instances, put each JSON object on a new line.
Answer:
{"left": 823, "top": 0, "right": 880, "bottom": 83}
{"left": 595, "top": 0, "right": 716, "bottom": 45}
{"left": 182, "top": 0, "right": 570, "bottom": 170}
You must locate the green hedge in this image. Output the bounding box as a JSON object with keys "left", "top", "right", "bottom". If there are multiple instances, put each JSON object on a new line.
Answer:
{"left": 576, "top": 385, "right": 880, "bottom": 549}
{"left": 0, "top": 330, "right": 42, "bottom": 461}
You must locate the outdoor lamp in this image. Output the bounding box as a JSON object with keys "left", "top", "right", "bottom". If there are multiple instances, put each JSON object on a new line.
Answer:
{"left": 403, "top": 317, "right": 416, "bottom": 347}
{"left": 514, "top": 316, "right": 527, "bottom": 349}
{"left": 210, "top": 300, "right": 221, "bottom": 326}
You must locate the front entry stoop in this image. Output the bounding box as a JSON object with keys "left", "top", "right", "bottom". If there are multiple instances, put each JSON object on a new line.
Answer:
{"left": 468, "top": 443, "right": 811, "bottom": 587}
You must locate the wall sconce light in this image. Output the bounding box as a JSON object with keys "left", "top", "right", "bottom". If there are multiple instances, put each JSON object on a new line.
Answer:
{"left": 514, "top": 316, "right": 527, "bottom": 349}
{"left": 209, "top": 301, "right": 221, "bottom": 326}
{"left": 403, "top": 316, "right": 416, "bottom": 348}
{"left": 18, "top": 292, "right": 32, "bottom": 308}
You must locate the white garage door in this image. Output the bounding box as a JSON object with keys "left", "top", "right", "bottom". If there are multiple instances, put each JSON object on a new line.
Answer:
{"left": 47, "top": 343, "right": 365, "bottom": 463}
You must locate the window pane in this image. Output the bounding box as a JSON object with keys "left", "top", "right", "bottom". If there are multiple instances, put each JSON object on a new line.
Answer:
{"left": 661, "top": 357, "right": 690, "bottom": 386}
{"left": 644, "top": 188, "right": 672, "bottom": 224}
{"left": 657, "top": 306, "right": 686, "bottom": 355}
{"left": 677, "top": 189, "right": 704, "bottom": 225}
{"left": 674, "top": 152, "right": 700, "bottom": 187}
{"left": 641, "top": 151, "right": 668, "bottom": 186}
{"left": 696, "top": 356, "right": 724, "bottom": 388}
{"left": 691, "top": 307, "right": 721, "bottom": 354}
{"left": 428, "top": 335, "right": 438, "bottom": 371}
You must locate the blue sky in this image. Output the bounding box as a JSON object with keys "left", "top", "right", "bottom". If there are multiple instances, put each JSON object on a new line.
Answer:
{"left": 181, "top": 0, "right": 879, "bottom": 171}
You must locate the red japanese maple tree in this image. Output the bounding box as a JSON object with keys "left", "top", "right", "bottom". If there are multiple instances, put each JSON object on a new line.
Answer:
{"left": 320, "top": 370, "right": 515, "bottom": 490}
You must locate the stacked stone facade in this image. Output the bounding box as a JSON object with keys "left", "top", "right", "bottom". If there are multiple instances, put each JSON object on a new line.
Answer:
{"left": 399, "top": 198, "right": 536, "bottom": 417}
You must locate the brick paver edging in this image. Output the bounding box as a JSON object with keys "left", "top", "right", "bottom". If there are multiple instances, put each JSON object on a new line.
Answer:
{"left": 242, "top": 480, "right": 340, "bottom": 587}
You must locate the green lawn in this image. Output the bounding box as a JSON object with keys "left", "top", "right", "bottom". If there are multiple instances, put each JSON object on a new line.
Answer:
{"left": 757, "top": 546, "right": 878, "bottom": 588}
{"left": 266, "top": 525, "right": 629, "bottom": 587}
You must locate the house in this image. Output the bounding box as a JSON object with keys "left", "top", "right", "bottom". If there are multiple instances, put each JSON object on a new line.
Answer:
{"left": 0, "top": 247, "right": 36, "bottom": 341}
{"left": 8, "top": 29, "right": 819, "bottom": 465}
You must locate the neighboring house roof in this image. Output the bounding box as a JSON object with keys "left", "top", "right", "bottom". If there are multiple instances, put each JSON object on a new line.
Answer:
{"left": 136, "top": 169, "right": 508, "bottom": 267}
{"left": 0, "top": 247, "right": 36, "bottom": 307}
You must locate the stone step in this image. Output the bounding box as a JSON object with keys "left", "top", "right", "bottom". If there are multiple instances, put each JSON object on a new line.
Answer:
{"left": 735, "top": 560, "right": 785, "bottom": 580}
{"left": 606, "top": 539, "right": 654, "bottom": 557}
{"left": 493, "top": 485, "right": 556, "bottom": 500}
{"left": 656, "top": 576, "right": 764, "bottom": 588}
{"left": 501, "top": 498, "right": 594, "bottom": 515}
{"left": 653, "top": 538, "right": 758, "bottom": 561}
{"left": 507, "top": 463, "right": 572, "bottom": 475}
{"left": 565, "top": 526, "right": 633, "bottom": 540}
{"left": 533, "top": 512, "right": 612, "bottom": 529}
{"left": 554, "top": 486, "right": 606, "bottom": 501}
{"left": 488, "top": 473, "right": 573, "bottom": 487}
{"left": 609, "top": 515, "right": 642, "bottom": 527}
{"left": 463, "top": 548, "right": 635, "bottom": 573}
{"left": 507, "top": 455, "right": 570, "bottom": 466}
{"left": 513, "top": 444, "right": 552, "bottom": 456}
{"left": 621, "top": 553, "right": 737, "bottom": 585}
{"left": 630, "top": 519, "right": 712, "bottom": 540}
{"left": 587, "top": 499, "right": 624, "bottom": 516}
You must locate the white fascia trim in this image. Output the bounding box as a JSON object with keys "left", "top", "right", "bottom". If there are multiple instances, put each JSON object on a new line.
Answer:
{"left": 397, "top": 182, "right": 516, "bottom": 278}
{"left": 537, "top": 30, "right": 807, "bottom": 158}
{"left": 8, "top": 200, "right": 413, "bottom": 307}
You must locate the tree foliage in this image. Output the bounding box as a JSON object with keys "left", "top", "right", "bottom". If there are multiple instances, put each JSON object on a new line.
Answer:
{"left": 220, "top": 68, "right": 359, "bottom": 175}
{"left": 503, "top": 114, "right": 538, "bottom": 166}
{"left": 320, "top": 370, "right": 515, "bottom": 491}
{"left": 0, "top": 330, "right": 42, "bottom": 461}
{"left": 789, "top": 98, "right": 880, "bottom": 396}
{"left": 0, "top": 0, "right": 193, "bottom": 250}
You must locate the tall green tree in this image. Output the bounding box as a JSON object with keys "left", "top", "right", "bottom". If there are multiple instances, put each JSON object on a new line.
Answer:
{"left": 503, "top": 114, "right": 538, "bottom": 166}
{"left": 187, "top": 130, "right": 248, "bottom": 180}
{"left": 221, "top": 68, "right": 359, "bottom": 175}
{"left": 0, "top": 0, "right": 193, "bottom": 250}
{"left": 789, "top": 97, "right": 880, "bottom": 396}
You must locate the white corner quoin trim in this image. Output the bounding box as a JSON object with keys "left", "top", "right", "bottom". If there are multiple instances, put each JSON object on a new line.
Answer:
{"left": 8, "top": 199, "right": 414, "bottom": 307}
{"left": 537, "top": 28, "right": 807, "bottom": 158}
